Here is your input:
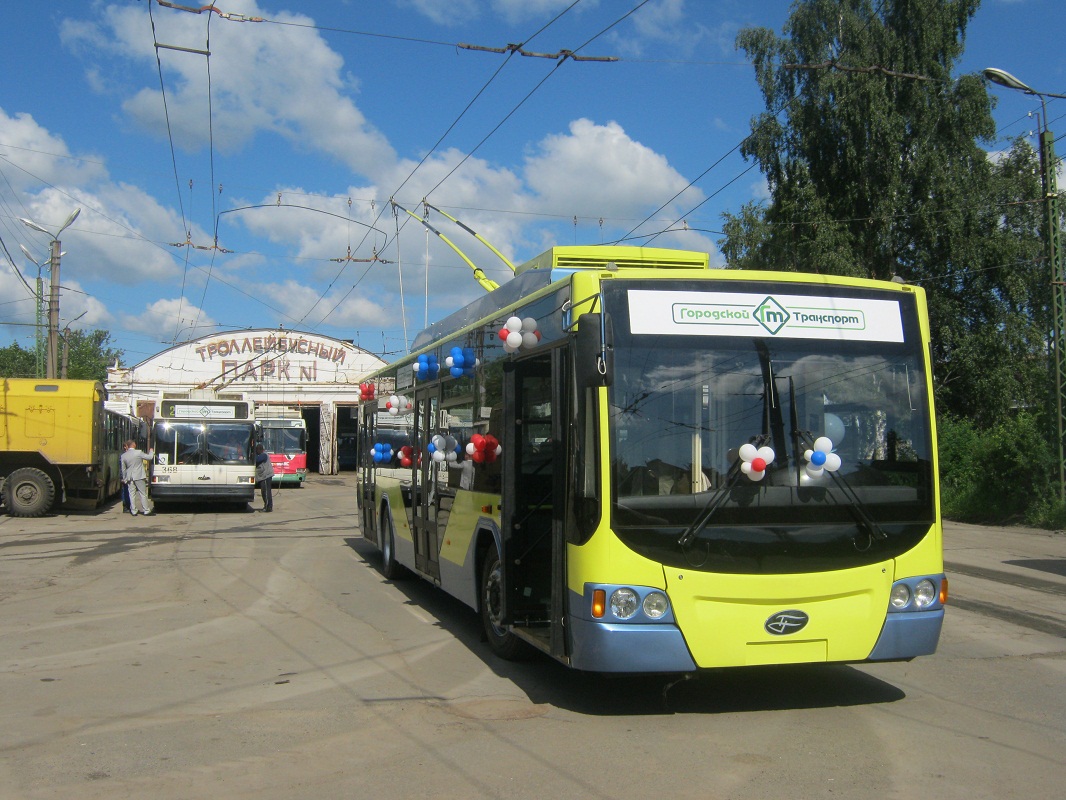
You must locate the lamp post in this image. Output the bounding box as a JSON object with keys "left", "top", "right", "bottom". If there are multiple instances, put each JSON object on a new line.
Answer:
{"left": 984, "top": 68, "right": 1066, "bottom": 500}
{"left": 17, "top": 208, "right": 80, "bottom": 380}
{"left": 18, "top": 244, "right": 48, "bottom": 379}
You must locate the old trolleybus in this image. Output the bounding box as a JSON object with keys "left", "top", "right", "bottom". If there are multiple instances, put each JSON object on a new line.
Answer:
{"left": 257, "top": 406, "right": 308, "bottom": 485}
{"left": 150, "top": 390, "right": 257, "bottom": 504}
{"left": 356, "top": 245, "right": 945, "bottom": 672}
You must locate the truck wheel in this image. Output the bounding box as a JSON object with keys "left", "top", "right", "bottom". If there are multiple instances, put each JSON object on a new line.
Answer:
{"left": 2, "top": 468, "right": 56, "bottom": 517}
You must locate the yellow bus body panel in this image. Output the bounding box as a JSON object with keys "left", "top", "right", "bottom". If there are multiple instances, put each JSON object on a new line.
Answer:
{"left": 665, "top": 563, "right": 893, "bottom": 668}
{"left": 1, "top": 379, "right": 101, "bottom": 464}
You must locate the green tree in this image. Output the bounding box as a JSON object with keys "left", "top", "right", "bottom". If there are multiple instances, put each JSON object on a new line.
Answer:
{"left": 0, "top": 329, "right": 123, "bottom": 382}
{"left": 0, "top": 341, "right": 37, "bottom": 378}
{"left": 62, "top": 329, "right": 124, "bottom": 381}
{"left": 721, "top": 0, "right": 1049, "bottom": 425}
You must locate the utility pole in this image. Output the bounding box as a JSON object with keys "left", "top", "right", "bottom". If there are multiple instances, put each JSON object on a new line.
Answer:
{"left": 984, "top": 69, "right": 1066, "bottom": 500}
{"left": 18, "top": 209, "right": 80, "bottom": 380}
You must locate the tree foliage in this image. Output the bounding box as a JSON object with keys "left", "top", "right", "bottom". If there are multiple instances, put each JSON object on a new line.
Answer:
{"left": 720, "top": 0, "right": 1050, "bottom": 426}
{"left": 0, "top": 329, "right": 123, "bottom": 382}
{"left": 721, "top": 0, "right": 1061, "bottom": 522}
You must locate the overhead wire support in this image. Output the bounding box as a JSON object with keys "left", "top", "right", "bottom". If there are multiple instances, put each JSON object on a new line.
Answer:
{"left": 457, "top": 42, "right": 618, "bottom": 62}
{"left": 155, "top": 1, "right": 264, "bottom": 23}
{"left": 391, "top": 199, "right": 499, "bottom": 293}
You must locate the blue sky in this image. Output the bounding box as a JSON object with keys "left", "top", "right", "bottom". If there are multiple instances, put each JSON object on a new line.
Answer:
{"left": 1, "top": 0, "right": 1063, "bottom": 367}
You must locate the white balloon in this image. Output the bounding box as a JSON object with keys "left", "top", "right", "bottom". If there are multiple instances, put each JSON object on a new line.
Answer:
{"left": 803, "top": 449, "right": 814, "bottom": 462}
{"left": 740, "top": 461, "right": 753, "bottom": 474}
{"left": 750, "top": 470, "right": 765, "bottom": 481}
{"left": 522, "top": 331, "right": 539, "bottom": 349}
{"left": 806, "top": 464, "right": 824, "bottom": 478}
{"left": 824, "top": 412, "right": 845, "bottom": 444}
{"left": 757, "top": 446, "right": 775, "bottom": 463}
{"left": 432, "top": 434, "right": 446, "bottom": 449}
{"left": 738, "top": 443, "right": 758, "bottom": 462}
{"left": 521, "top": 317, "right": 538, "bottom": 332}
{"left": 495, "top": 445, "right": 502, "bottom": 456}
{"left": 445, "top": 356, "right": 454, "bottom": 367}
{"left": 466, "top": 442, "right": 476, "bottom": 455}
{"left": 824, "top": 452, "right": 841, "bottom": 471}
{"left": 446, "top": 451, "right": 458, "bottom": 462}
{"left": 506, "top": 331, "right": 523, "bottom": 348}
{"left": 506, "top": 316, "right": 523, "bottom": 332}
{"left": 814, "top": 436, "right": 833, "bottom": 453}
{"left": 432, "top": 450, "right": 445, "bottom": 462}
{"left": 503, "top": 343, "right": 518, "bottom": 354}
{"left": 388, "top": 407, "right": 398, "bottom": 415}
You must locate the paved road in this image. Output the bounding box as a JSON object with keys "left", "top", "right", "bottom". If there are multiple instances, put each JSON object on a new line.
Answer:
{"left": 1, "top": 477, "right": 1064, "bottom": 799}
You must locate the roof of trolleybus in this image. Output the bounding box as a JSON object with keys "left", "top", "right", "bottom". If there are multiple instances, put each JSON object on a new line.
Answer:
{"left": 600, "top": 276, "right": 935, "bottom": 576}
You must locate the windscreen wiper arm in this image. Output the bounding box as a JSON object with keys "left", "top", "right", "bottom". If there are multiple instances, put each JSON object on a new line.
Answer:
{"left": 797, "top": 431, "right": 887, "bottom": 542}
{"left": 678, "top": 434, "right": 770, "bottom": 548}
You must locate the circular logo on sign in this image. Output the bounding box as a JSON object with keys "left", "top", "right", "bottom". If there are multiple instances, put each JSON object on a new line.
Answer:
{"left": 765, "top": 610, "right": 809, "bottom": 635}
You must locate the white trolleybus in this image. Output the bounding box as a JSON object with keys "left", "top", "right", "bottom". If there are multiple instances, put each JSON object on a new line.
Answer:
{"left": 150, "top": 390, "right": 257, "bottom": 504}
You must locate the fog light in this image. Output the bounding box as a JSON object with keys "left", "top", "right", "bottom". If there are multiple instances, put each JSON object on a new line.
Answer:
{"left": 914, "top": 579, "right": 936, "bottom": 608}
{"left": 610, "top": 588, "right": 639, "bottom": 619}
{"left": 890, "top": 583, "right": 911, "bottom": 609}
{"left": 642, "top": 591, "right": 669, "bottom": 619}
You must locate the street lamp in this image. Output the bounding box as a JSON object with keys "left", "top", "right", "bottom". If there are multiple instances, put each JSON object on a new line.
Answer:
{"left": 18, "top": 244, "right": 50, "bottom": 379}
{"left": 17, "top": 208, "right": 80, "bottom": 379}
{"left": 984, "top": 68, "right": 1066, "bottom": 500}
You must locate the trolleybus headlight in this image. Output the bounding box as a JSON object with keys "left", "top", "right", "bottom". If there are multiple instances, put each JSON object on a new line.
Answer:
{"left": 913, "top": 579, "right": 937, "bottom": 608}
{"left": 642, "top": 591, "right": 669, "bottom": 619}
{"left": 890, "top": 583, "right": 911, "bottom": 609}
{"left": 610, "top": 588, "right": 640, "bottom": 620}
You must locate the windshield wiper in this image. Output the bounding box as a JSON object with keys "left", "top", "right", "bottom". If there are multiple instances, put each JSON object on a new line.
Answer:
{"left": 795, "top": 430, "right": 887, "bottom": 544}
{"left": 678, "top": 434, "right": 770, "bottom": 548}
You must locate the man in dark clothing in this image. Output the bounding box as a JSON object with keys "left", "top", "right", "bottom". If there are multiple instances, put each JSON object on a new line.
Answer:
{"left": 254, "top": 444, "right": 274, "bottom": 512}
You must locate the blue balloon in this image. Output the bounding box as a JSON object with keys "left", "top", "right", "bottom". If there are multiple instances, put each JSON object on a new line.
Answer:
{"left": 811, "top": 450, "right": 827, "bottom": 467}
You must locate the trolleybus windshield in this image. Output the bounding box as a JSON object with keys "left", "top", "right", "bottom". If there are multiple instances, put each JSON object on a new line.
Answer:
{"left": 604, "top": 280, "right": 935, "bottom": 574}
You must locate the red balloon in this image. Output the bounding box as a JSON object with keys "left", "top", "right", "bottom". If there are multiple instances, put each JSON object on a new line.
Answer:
{"left": 751, "top": 457, "right": 766, "bottom": 472}
{"left": 472, "top": 450, "right": 485, "bottom": 463}
{"left": 498, "top": 328, "right": 509, "bottom": 341}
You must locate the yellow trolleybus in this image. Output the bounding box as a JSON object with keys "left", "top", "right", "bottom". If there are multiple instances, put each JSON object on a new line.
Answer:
{"left": 356, "top": 245, "right": 945, "bottom": 672}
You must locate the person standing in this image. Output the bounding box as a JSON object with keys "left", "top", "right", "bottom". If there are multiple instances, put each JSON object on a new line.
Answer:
{"left": 120, "top": 440, "right": 154, "bottom": 516}
{"left": 255, "top": 444, "right": 274, "bottom": 512}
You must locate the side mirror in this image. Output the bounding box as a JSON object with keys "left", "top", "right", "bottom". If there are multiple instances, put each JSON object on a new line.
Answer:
{"left": 575, "top": 312, "right": 613, "bottom": 388}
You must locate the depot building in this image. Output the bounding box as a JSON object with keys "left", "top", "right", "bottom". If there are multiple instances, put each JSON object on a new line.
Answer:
{"left": 105, "top": 329, "right": 387, "bottom": 475}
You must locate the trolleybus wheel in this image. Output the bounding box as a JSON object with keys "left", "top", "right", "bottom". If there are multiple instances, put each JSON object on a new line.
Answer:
{"left": 480, "top": 549, "right": 529, "bottom": 661}
{"left": 380, "top": 512, "right": 405, "bottom": 580}
{"left": 2, "top": 468, "right": 56, "bottom": 518}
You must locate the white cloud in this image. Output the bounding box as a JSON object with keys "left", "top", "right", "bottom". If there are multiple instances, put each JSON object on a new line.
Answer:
{"left": 119, "top": 297, "right": 219, "bottom": 342}
{"left": 0, "top": 108, "right": 108, "bottom": 192}
{"left": 60, "top": 1, "right": 396, "bottom": 177}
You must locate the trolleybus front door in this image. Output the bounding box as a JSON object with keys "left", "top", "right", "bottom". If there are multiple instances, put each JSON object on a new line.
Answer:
{"left": 501, "top": 352, "right": 567, "bottom": 659}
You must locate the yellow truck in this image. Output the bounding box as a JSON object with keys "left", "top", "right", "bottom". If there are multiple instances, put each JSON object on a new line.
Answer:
{"left": 0, "top": 379, "right": 137, "bottom": 516}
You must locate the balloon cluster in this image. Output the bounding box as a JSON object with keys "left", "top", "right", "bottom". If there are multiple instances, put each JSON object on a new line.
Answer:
{"left": 385, "top": 394, "right": 412, "bottom": 416}
{"left": 804, "top": 437, "right": 841, "bottom": 478}
{"left": 446, "top": 346, "right": 480, "bottom": 378}
{"left": 466, "top": 433, "right": 501, "bottom": 463}
{"left": 498, "top": 316, "right": 541, "bottom": 354}
{"left": 413, "top": 353, "right": 440, "bottom": 380}
{"left": 427, "top": 433, "right": 462, "bottom": 463}
{"left": 738, "top": 442, "right": 775, "bottom": 481}
{"left": 398, "top": 445, "right": 418, "bottom": 468}
{"left": 370, "top": 442, "right": 393, "bottom": 463}
{"left": 359, "top": 382, "right": 375, "bottom": 401}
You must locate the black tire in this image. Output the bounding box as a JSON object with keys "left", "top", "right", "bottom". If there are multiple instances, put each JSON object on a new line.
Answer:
{"left": 2, "top": 468, "right": 56, "bottom": 518}
{"left": 380, "top": 512, "right": 405, "bottom": 580}
{"left": 480, "top": 548, "right": 530, "bottom": 661}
